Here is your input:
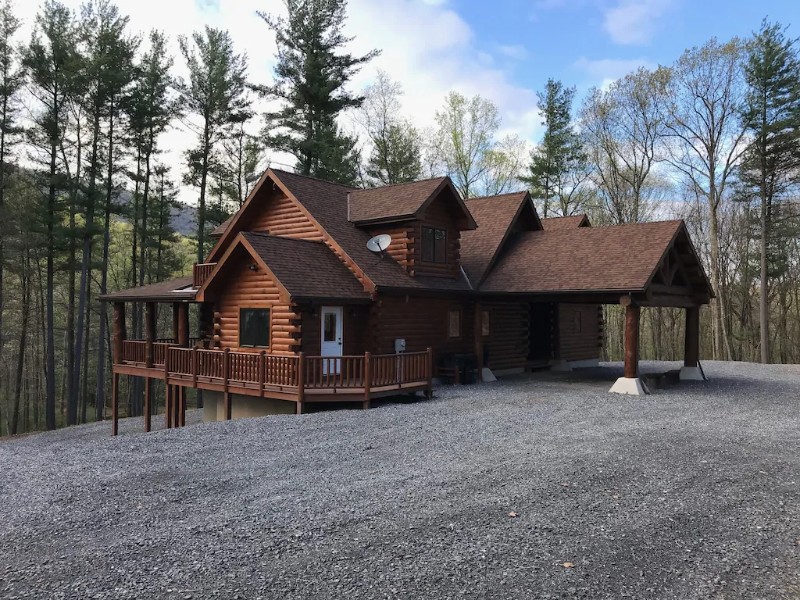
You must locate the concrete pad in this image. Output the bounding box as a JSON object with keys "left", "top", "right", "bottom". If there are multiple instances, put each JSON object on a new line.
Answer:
{"left": 481, "top": 368, "right": 497, "bottom": 382}
{"left": 609, "top": 377, "right": 649, "bottom": 395}
{"left": 568, "top": 358, "right": 600, "bottom": 369}
{"left": 680, "top": 366, "right": 705, "bottom": 381}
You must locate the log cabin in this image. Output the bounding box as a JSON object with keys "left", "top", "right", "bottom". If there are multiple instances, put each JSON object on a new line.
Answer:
{"left": 101, "top": 168, "right": 713, "bottom": 433}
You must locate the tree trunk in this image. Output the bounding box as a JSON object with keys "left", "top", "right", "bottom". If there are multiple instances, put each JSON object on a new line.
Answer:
{"left": 71, "top": 110, "right": 102, "bottom": 425}
{"left": 10, "top": 252, "right": 29, "bottom": 435}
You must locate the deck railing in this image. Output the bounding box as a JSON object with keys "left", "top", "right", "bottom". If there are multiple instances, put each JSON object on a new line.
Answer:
{"left": 193, "top": 262, "right": 217, "bottom": 287}
{"left": 121, "top": 345, "right": 432, "bottom": 394}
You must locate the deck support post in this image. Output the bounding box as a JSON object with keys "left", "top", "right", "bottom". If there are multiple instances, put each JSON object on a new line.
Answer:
{"left": 425, "top": 347, "right": 433, "bottom": 400}
{"left": 296, "top": 352, "right": 305, "bottom": 415}
{"left": 680, "top": 305, "right": 704, "bottom": 381}
{"left": 179, "top": 387, "right": 186, "bottom": 427}
{"left": 144, "top": 377, "right": 152, "bottom": 433}
{"left": 363, "top": 352, "right": 372, "bottom": 410}
{"left": 223, "top": 348, "right": 231, "bottom": 420}
{"left": 610, "top": 300, "right": 648, "bottom": 395}
{"left": 165, "top": 384, "right": 172, "bottom": 428}
{"left": 111, "top": 372, "right": 119, "bottom": 436}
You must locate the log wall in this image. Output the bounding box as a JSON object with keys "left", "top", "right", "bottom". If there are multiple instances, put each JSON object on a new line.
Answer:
{"left": 367, "top": 295, "right": 473, "bottom": 360}
{"left": 300, "top": 306, "right": 369, "bottom": 356}
{"left": 557, "top": 303, "right": 603, "bottom": 361}
{"left": 482, "top": 301, "right": 530, "bottom": 371}
{"left": 213, "top": 258, "right": 300, "bottom": 354}
{"left": 248, "top": 191, "right": 323, "bottom": 241}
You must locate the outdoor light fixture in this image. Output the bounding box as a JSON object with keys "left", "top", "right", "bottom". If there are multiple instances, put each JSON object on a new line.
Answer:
{"left": 248, "top": 263, "right": 258, "bottom": 272}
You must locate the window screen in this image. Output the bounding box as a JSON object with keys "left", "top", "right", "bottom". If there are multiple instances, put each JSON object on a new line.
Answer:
{"left": 239, "top": 308, "right": 270, "bottom": 347}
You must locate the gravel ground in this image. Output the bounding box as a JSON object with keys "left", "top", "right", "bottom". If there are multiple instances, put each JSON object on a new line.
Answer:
{"left": 2, "top": 360, "right": 800, "bottom": 600}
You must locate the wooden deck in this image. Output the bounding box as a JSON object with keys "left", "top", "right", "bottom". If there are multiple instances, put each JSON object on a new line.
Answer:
{"left": 112, "top": 342, "right": 433, "bottom": 433}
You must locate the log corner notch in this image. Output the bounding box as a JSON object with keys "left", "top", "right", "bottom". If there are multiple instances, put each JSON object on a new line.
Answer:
{"left": 609, "top": 295, "right": 649, "bottom": 396}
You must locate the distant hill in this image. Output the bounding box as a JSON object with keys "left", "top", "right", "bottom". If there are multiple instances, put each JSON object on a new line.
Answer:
{"left": 115, "top": 188, "right": 199, "bottom": 237}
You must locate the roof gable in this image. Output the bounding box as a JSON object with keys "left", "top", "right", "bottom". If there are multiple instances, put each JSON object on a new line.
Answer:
{"left": 480, "top": 220, "right": 713, "bottom": 301}
{"left": 348, "top": 177, "right": 477, "bottom": 230}
{"left": 460, "top": 191, "right": 541, "bottom": 286}
{"left": 541, "top": 214, "right": 590, "bottom": 230}
{"left": 198, "top": 233, "right": 368, "bottom": 303}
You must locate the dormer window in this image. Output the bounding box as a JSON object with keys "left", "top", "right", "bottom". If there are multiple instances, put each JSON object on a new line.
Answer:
{"left": 422, "top": 226, "right": 447, "bottom": 263}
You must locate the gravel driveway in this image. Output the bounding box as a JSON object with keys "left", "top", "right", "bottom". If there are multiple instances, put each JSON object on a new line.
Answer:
{"left": 2, "top": 361, "right": 800, "bottom": 599}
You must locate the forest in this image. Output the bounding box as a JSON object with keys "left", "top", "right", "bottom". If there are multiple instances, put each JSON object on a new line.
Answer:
{"left": 1, "top": 0, "right": 799, "bottom": 435}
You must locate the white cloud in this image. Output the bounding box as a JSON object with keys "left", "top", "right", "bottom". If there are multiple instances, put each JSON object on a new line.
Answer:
{"left": 17, "top": 0, "right": 543, "bottom": 201}
{"left": 497, "top": 44, "right": 529, "bottom": 60}
{"left": 602, "top": 0, "right": 675, "bottom": 45}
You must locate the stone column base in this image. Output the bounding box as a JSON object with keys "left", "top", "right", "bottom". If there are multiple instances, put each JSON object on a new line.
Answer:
{"left": 679, "top": 366, "right": 705, "bottom": 381}
{"left": 609, "top": 377, "right": 649, "bottom": 395}
{"left": 481, "top": 367, "right": 497, "bottom": 382}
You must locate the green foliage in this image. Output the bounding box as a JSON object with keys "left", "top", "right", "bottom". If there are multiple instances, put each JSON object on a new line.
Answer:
{"left": 523, "top": 79, "right": 585, "bottom": 217}
{"left": 258, "top": 0, "right": 378, "bottom": 185}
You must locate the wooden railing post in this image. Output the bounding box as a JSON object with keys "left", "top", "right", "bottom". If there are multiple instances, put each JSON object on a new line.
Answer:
{"left": 426, "top": 347, "right": 433, "bottom": 400}
{"left": 144, "top": 302, "right": 155, "bottom": 368}
{"left": 192, "top": 346, "right": 198, "bottom": 388}
{"left": 296, "top": 352, "right": 305, "bottom": 414}
{"left": 259, "top": 350, "right": 266, "bottom": 398}
{"left": 363, "top": 352, "right": 372, "bottom": 410}
{"left": 164, "top": 348, "right": 171, "bottom": 428}
{"left": 223, "top": 347, "right": 231, "bottom": 420}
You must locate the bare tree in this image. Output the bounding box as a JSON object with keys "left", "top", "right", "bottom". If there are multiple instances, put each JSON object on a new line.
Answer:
{"left": 665, "top": 37, "right": 748, "bottom": 360}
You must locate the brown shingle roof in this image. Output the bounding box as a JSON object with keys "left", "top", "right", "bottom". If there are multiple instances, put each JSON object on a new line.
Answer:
{"left": 99, "top": 276, "right": 195, "bottom": 302}
{"left": 460, "top": 192, "right": 531, "bottom": 285}
{"left": 480, "top": 220, "right": 687, "bottom": 294}
{"left": 241, "top": 233, "right": 368, "bottom": 301}
{"left": 210, "top": 216, "right": 233, "bottom": 237}
{"left": 272, "top": 169, "right": 472, "bottom": 293}
{"left": 347, "top": 177, "right": 448, "bottom": 223}
{"left": 541, "top": 214, "right": 590, "bottom": 230}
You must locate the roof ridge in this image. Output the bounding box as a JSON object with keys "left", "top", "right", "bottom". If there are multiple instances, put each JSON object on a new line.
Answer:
{"left": 351, "top": 176, "right": 448, "bottom": 193}
{"left": 466, "top": 190, "right": 527, "bottom": 202}
{"left": 270, "top": 167, "right": 358, "bottom": 191}
{"left": 542, "top": 214, "right": 585, "bottom": 220}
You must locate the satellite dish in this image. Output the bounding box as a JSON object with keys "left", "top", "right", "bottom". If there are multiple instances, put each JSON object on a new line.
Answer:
{"left": 366, "top": 233, "right": 392, "bottom": 256}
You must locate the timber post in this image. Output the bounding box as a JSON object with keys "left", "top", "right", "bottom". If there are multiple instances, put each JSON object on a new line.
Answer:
{"left": 684, "top": 305, "right": 700, "bottom": 368}
{"left": 144, "top": 378, "right": 152, "bottom": 433}
{"left": 426, "top": 347, "right": 433, "bottom": 400}
{"left": 164, "top": 348, "right": 171, "bottom": 428}
{"left": 111, "top": 373, "right": 119, "bottom": 436}
{"left": 177, "top": 302, "right": 190, "bottom": 347}
{"left": 363, "top": 351, "right": 372, "bottom": 410}
{"left": 474, "top": 302, "right": 483, "bottom": 383}
{"left": 144, "top": 302, "right": 155, "bottom": 368}
{"left": 296, "top": 352, "right": 305, "bottom": 414}
{"left": 180, "top": 388, "right": 186, "bottom": 427}
{"left": 192, "top": 346, "right": 198, "bottom": 388}
{"left": 223, "top": 347, "right": 231, "bottom": 420}
{"left": 623, "top": 303, "right": 640, "bottom": 379}
{"left": 172, "top": 302, "right": 180, "bottom": 342}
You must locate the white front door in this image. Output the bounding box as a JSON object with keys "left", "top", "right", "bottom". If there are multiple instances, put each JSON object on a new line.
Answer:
{"left": 320, "top": 306, "right": 343, "bottom": 374}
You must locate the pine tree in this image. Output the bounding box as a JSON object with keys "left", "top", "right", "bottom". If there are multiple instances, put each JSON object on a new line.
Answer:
{"left": 23, "top": 0, "right": 81, "bottom": 430}
{"left": 0, "top": 0, "right": 22, "bottom": 369}
{"left": 523, "top": 79, "right": 584, "bottom": 218}
{"left": 740, "top": 20, "right": 800, "bottom": 364}
{"left": 258, "top": 0, "right": 378, "bottom": 185}
{"left": 178, "top": 26, "right": 247, "bottom": 264}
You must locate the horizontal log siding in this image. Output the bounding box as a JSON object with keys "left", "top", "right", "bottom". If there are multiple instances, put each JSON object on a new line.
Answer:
{"left": 300, "top": 306, "right": 368, "bottom": 356}
{"left": 248, "top": 192, "right": 323, "bottom": 241}
{"left": 369, "top": 296, "right": 473, "bottom": 360}
{"left": 366, "top": 224, "right": 415, "bottom": 272}
{"left": 413, "top": 194, "right": 461, "bottom": 278}
{"left": 483, "top": 301, "right": 529, "bottom": 371}
{"left": 213, "top": 259, "right": 300, "bottom": 354}
{"left": 558, "top": 304, "right": 602, "bottom": 361}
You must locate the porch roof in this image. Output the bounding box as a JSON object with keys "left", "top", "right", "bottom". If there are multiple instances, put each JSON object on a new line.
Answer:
{"left": 99, "top": 276, "right": 196, "bottom": 302}
{"left": 479, "top": 219, "right": 713, "bottom": 302}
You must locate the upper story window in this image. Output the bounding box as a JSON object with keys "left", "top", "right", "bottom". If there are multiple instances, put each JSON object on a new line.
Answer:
{"left": 240, "top": 308, "right": 270, "bottom": 348}
{"left": 421, "top": 226, "right": 447, "bottom": 263}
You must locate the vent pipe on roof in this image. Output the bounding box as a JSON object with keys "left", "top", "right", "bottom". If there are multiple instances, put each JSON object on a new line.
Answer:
{"left": 347, "top": 192, "right": 351, "bottom": 222}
